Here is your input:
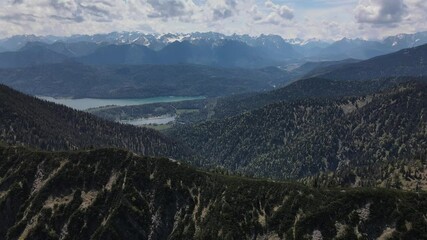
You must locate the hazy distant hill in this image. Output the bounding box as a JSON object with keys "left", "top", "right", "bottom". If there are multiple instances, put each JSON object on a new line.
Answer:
{"left": 1, "top": 145, "right": 426, "bottom": 239}
{"left": 168, "top": 80, "right": 427, "bottom": 190}
{"left": 0, "top": 63, "right": 292, "bottom": 98}
{"left": 0, "top": 34, "right": 60, "bottom": 51}
{"left": 21, "top": 41, "right": 105, "bottom": 57}
{"left": 0, "top": 84, "right": 191, "bottom": 160}
{"left": 0, "top": 46, "right": 68, "bottom": 68}
{"left": 294, "top": 59, "right": 361, "bottom": 78}
{"left": 315, "top": 38, "right": 389, "bottom": 60}
{"left": 317, "top": 44, "right": 427, "bottom": 80}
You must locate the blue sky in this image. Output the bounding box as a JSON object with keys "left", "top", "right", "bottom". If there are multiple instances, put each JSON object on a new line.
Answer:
{"left": 0, "top": 0, "right": 426, "bottom": 40}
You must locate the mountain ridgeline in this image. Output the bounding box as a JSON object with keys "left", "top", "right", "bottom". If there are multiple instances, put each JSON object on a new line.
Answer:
{"left": 1, "top": 145, "right": 426, "bottom": 239}
{"left": 0, "top": 84, "right": 192, "bottom": 160}
{"left": 0, "top": 39, "right": 296, "bottom": 69}
{"left": 77, "top": 40, "right": 291, "bottom": 68}
{"left": 167, "top": 80, "right": 427, "bottom": 190}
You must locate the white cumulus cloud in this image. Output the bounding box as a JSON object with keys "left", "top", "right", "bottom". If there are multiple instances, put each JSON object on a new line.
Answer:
{"left": 355, "top": 0, "right": 407, "bottom": 25}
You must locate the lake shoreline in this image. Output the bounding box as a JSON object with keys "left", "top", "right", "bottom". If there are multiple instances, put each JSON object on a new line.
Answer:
{"left": 37, "top": 96, "right": 205, "bottom": 111}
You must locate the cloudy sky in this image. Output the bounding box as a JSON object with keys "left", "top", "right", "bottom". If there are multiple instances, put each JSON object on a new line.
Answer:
{"left": 0, "top": 0, "right": 426, "bottom": 40}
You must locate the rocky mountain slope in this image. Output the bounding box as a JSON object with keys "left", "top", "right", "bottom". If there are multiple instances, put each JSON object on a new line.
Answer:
{"left": 1, "top": 144, "right": 426, "bottom": 239}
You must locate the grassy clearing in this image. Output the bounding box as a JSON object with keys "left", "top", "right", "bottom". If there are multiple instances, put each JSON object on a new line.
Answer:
{"left": 176, "top": 108, "right": 199, "bottom": 114}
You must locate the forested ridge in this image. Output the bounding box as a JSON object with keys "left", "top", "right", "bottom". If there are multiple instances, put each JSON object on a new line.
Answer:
{"left": 0, "top": 84, "right": 192, "bottom": 160}
{"left": 208, "top": 77, "right": 407, "bottom": 120}
{"left": 168, "top": 80, "right": 427, "bottom": 189}
{"left": 0, "top": 144, "right": 426, "bottom": 239}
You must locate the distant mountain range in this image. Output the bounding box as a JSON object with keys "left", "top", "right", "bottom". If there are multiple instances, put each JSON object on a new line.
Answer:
{"left": 76, "top": 40, "right": 288, "bottom": 67}
{"left": 0, "top": 32, "right": 316, "bottom": 52}
{"left": 1, "top": 31, "right": 427, "bottom": 68}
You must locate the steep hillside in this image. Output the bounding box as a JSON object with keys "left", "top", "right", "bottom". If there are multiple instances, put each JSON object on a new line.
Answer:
{"left": 0, "top": 84, "right": 191, "bottom": 160}
{"left": 206, "top": 77, "right": 406, "bottom": 121}
{"left": 0, "top": 63, "right": 292, "bottom": 98}
{"left": 1, "top": 145, "right": 426, "bottom": 239}
{"left": 317, "top": 44, "right": 427, "bottom": 81}
{"left": 292, "top": 59, "right": 360, "bottom": 77}
{"left": 168, "top": 81, "right": 427, "bottom": 189}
